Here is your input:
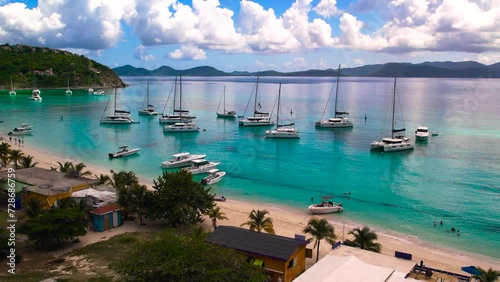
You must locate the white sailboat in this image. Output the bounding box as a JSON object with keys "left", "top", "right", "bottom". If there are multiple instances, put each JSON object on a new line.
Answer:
{"left": 139, "top": 82, "right": 158, "bottom": 115}
{"left": 216, "top": 86, "right": 237, "bottom": 118}
{"left": 100, "top": 87, "right": 138, "bottom": 124}
{"left": 370, "top": 78, "right": 414, "bottom": 152}
{"left": 265, "top": 83, "right": 300, "bottom": 138}
{"left": 8, "top": 77, "right": 16, "bottom": 95}
{"left": 159, "top": 76, "right": 196, "bottom": 124}
{"left": 316, "top": 65, "right": 353, "bottom": 128}
{"left": 239, "top": 77, "right": 274, "bottom": 126}
{"left": 28, "top": 89, "right": 42, "bottom": 101}
{"left": 65, "top": 79, "right": 72, "bottom": 95}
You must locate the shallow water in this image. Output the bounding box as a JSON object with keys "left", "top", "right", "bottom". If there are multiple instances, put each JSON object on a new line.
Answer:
{"left": 1, "top": 76, "right": 499, "bottom": 259}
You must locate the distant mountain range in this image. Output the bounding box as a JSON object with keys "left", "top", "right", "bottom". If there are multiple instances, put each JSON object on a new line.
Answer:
{"left": 114, "top": 61, "right": 500, "bottom": 78}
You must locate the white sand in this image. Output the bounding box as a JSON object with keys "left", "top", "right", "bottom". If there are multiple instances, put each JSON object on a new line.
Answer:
{"left": 2, "top": 133, "right": 499, "bottom": 273}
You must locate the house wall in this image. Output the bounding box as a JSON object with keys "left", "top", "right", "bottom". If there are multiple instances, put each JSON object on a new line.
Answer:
{"left": 92, "top": 214, "right": 104, "bottom": 232}
{"left": 92, "top": 211, "right": 122, "bottom": 232}
{"left": 284, "top": 245, "right": 307, "bottom": 282}
{"left": 24, "top": 191, "right": 71, "bottom": 208}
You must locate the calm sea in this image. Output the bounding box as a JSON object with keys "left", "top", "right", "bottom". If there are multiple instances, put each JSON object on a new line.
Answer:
{"left": 1, "top": 76, "right": 499, "bottom": 260}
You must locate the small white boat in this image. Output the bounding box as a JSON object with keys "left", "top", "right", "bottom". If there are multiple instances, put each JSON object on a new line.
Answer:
{"left": 28, "top": 89, "right": 42, "bottom": 101}
{"left": 9, "top": 77, "right": 16, "bottom": 95}
{"left": 163, "top": 122, "right": 200, "bottom": 133}
{"left": 265, "top": 83, "right": 300, "bottom": 139}
{"left": 65, "top": 80, "right": 72, "bottom": 95}
{"left": 93, "top": 90, "right": 105, "bottom": 96}
{"left": 415, "top": 126, "right": 429, "bottom": 141}
{"left": 183, "top": 159, "right": 220, "bottom": 175}
{"left": 161, "top": 152, "right": 206, "bottom": 168}
{"left": 8, "top": 123, "right": 33, "bottom": 136}
{"left": 308, "top": 196, "right": 343, "bottom": 214}
{"left": 201, "top": 169, "right": 226, "bottom": 185}
{"left": 108, "top": 146, "right": 140, "bottom": 158}
{"left": 214, "top": 195, "right": 227, "bottom": 202}
{"left": 432, "top": 132, "right": 439, "bottom": 137}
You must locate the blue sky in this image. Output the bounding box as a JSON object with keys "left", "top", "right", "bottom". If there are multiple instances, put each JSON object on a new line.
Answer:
{"left": 0, "top": 0, "right": 499, "bottom": 71}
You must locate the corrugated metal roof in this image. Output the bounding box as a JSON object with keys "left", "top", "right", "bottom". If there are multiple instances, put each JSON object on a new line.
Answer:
{"left": 90, "top": 203, "right": 121, "bottom": 215}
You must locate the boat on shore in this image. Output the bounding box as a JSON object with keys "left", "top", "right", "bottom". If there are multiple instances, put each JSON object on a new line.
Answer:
{"left": 161, "top": 152, "right": 206, "bottom": 168}
{"left": 213, "top": 195, "right": 227, "bottom": 202}
{"left": 201, "top": 169, "right": 226, "bottom": 185}
{"left": 415, "top": 126, "right": 430, "bottom": 141}
{"left": 308, "top": 195, "right": 343, "bottom": 214}
{"left": 8, "top": 123, "right": 33, "bottom": 136}
{"left": 182, "top": 159, "right": 220, "bottom": 175}
{"left": 108, "top": 146, "right": 140, "bottom": 158}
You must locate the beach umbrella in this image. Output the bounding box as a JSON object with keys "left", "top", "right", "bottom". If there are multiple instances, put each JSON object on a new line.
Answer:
{"left": 461, "top": 265, "right": 481, "bottom": 275}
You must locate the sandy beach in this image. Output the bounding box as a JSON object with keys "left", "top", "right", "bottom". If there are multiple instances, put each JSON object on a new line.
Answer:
{"left": 2, "top": 132, "right": 499, "bottom": 274}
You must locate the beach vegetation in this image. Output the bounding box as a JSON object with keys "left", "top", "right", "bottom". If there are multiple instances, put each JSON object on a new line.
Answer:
{"left": 18, "top": 155, "right": 38, "bottom": 168}
{"left": 110, "top": 170, "right": 139, "bottom": 189}
{"left": 111, "top": 171, "right": 142, "bottom": 220}
{"left": 56, "top": 161, "right": 91, "bottom": 177}
{"left": 345, "top": 226, "right": 381, "bottom": 253}
{"left": 208, "top": 205, "right": 228, "bottom": 230}
{"left": 145, "top": 170, "right": 214, "bottom": 227}
{"left": 241, "top": 209, "right": 275, "bottom": 234}
{"left": 25, "top": 206, "right": 87, "bottom": 248}
{"left": 472, "top": 267, "right": 499, "bottom": 282}
{"left": 57, "top": 161, "right": 74, "bottom": 173}
{"left": 129, "top": 184, "right": 149, "bottom": 226}
{"left": 8, "top": 149, "right": 24, "bottom": 169}
{"left": 0, "top": 142, "right": 12, "bottom": 166}
{"left": 94, "top": 173, "right": 111, "bottom": 185}
{"left": 24, "top": 198, "right": 44, "bottom": 220}
{"left": 110, "top": 230, "right": 268, "bottom": 282}
{"left": 303, "top": 218, "right": 337, "bottom": 262}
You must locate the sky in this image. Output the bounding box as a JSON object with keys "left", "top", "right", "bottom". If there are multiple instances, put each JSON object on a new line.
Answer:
{"left": 0, "top": 0, "right": 499, "bottom": 71}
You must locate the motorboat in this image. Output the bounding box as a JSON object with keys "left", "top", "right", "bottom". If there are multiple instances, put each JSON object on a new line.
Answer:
{"left": 159, "top": 77, "right": 196, "bottom": 124}
{"left": 265, "top": 83, "right": 300, "bottom": 139}
{"left": 201, "top": 169, "right": 226, "bottom": 185}
{"left": 216, "top": 86, "right": 237, "bottom": 118}
{"left": 139, "top": 82, "right": 158, "bottom": 115}
{"left": 315, "top": 65, "right": 353, "bottom": 128}
{"left": 28, "top": 89, "right": 42, "bottom": 101}
{"left": 93, "top": 90, "right": 105, "bottom": 96}
{"left": 108, "top": 146, "right": 140, "bottom": 158}
{"left": 8, "top": 123, "right": 33, "bottom": 136}
{"left": 415, "top": 126, "right": 429, "bottom": 141}
{"left": 161, "top": 152, "right": 206, "bottom": 168}
{"left": 9, "top": 77, "right": 16, "bottom": 95}
{"left": 370, "top": 78, "right": 413, "bottom": 152}
{"left": 182, "top": 159, "right": 220, "bottom": 175}
{"left": 163, "top": 122, "right": 200, "bottom": 133}
{"left": 100, "top": 87, "right": 139, "bottom": 124}
{"left": 308, "top": 196, "right": 343, "bottom": 214}
{"left": 213, "top": 195, "right": 227, "bottom": 202}
{"left": 239, "top": 77, "right": 274, "bottom": 127}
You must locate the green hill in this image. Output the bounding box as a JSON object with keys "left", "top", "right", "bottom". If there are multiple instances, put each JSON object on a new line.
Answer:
{"left": 0, "top": 44, "right": 124, "bottom": 90}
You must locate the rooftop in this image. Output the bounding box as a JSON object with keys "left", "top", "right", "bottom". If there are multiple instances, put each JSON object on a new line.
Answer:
{"left": 90, "top": 203, "right": 121, "bottom": 215}
{"left": 205, "top": 226, "right": 308, "bottom": 261}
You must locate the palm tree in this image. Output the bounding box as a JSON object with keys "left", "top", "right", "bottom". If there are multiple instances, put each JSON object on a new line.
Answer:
{"left": 110, "top": 170, "right": 139, "bottom": 189}
{"left": 72, "top": 162, "right": 92, "bottom": 176}
{"left": 303, "top": 218, "right": 337, "bottom": 262}
{"left": 25, "top": 198, "right": 43, "bottom": 219}
{"left": 207, "top": 205, "right": 228, "bottom": 230}
{"left": 57, "top": 161, "right": 73, "bottom": 173}
{"left": 0, "top": 142, "right": 11, "bottom": 167}
{"left": 240, "top": 209, "right": 275, "bottom": 234}
{"left": 9, "top": 149, "right": 24, "bottom": 169}
{"left": 472, "top": 267, "right": 499, "bottom": 282}
{"left": 346, "top": 226, "right": 381, "bottom": 253}
{"left": 19, "top": 155, "right": 38, "bottom": 168}
{"left": 94, "top": 173, "right": 110, "bottom": 185}
{"left": 129, "top": 184, "right": 149, "bottom": 226}
{"left": 57, "top": 197, "right": 77, "bottom": 209}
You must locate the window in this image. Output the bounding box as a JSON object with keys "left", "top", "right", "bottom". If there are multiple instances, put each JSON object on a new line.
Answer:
{"left": 288, "top": 257, "right": 297, "bottom": 268}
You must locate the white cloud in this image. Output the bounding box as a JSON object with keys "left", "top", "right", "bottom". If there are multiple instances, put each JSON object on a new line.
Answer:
{"left": 354, "top": 58, "right": 364, "bottom": 65}
{"left": 168, "top": 45, "right": 207, "bottom": 60}
{"left": 134, "top": 45, "right": 156, "bottom": 61}
{"left": 314, "top": 0, "right": 341, "bottom": 18}
{"left": 284, "top": 56, "right": 308, "bottom": 70}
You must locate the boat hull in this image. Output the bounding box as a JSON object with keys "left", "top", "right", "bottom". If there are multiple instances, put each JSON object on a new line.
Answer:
{"left": 161, "top": 154, "right": 206, "bottom": 168}
{"left": 308, "top": 204, "right": 343, "bottom": 214}
{"left": 108, "top": 148, "right": 140, "bottom": 158}
{"left": 239, "top": 119, "right": 274, "bottom": 126}
{"left": 159, "top": 116, "right": 196, "bottom": 124}
{"left": 415, "top": 134, "right": 429, "bottom": 141}
{"left": 100, "top": 118, "right": 133, "bottom": 124}
{"left": 383, "top": 143, "right": 414, "bottom": 152}
{"left": 201, "top": 172, "right": 226, "bottom": 185}
{"left": 315, "top": 119, "right": 353, "bottom": 128}
{"left": 8, "top": 130, "right": 32, "bottom": 136}
{"left": 183, "top": 162, "right": 220, "bottom": 175}
{"left": 265, "top": 128, "right": 300, "bottom": 138}
{"left": 139, "top": 110, "right": 158, "bottom": 116}
{"left": 217, "top": 112, "right": 237, "bottom": 119}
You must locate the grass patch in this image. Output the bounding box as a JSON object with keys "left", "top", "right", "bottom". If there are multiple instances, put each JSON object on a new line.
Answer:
{"left": 72, "top": 232, "right": 148, "bottom": 261}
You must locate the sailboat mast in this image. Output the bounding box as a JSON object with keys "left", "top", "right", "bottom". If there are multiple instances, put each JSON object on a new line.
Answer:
{"left": 254, "top": 76, "right": 259, "bottom": 113}
{"left": 276, "top": 83, "right": 281, "bottom": 127}
{"left": 179, "top": 76, "right": 183, "bottom": 114}
{"left": 334, "top": 65, "right": 340, "bottom": 117}
{"left": 392, "top": 77, "right": 397, "bottom": 137}
{"left": 223, "top": 86, "right": 226, "bottom": 113}
{"left": 114, "top": 86, "right": 117, "bottom": 114}
{"left": 146, "top": 82, "right": 149, "bottom": 106}
{"left": 172, "top": 77, "right": 177, "bottom": 114}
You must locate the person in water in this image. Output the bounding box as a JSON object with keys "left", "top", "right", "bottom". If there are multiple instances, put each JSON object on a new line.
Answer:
{"left": 451, "top": 227, "right": 456, "bottom": 232}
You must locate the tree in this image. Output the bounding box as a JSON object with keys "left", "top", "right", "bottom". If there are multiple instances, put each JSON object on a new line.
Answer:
{"left": 57, "top": 161, "right": 73, "bottom": 173}
{"left": 19, "top": 155, "right": 38, "bottom": 168}
{"left": 110, "top": 170, "right": 138, "bottom": 189}
{"left": 111, "top": 230, "right": 267, "bottom": 282}
{"left": 0, "top": 142, "right": 11, "bottom": 167}
{"left": 241, "top": 209, "right": 275, "bottom": 234}
{"left": 145, "top": 170, "right": 213, "bottom": 227}
{"left": 472, "top": 268, "right": 499, "bottom": 282}
{"left": 26, "top": 207, "right": 87, "bottom": 247}
{"left": 72, "top": 162, "right": 92, "bottom": 176}
{"left": 25, "top": 198, "right": 43, "bottom": 220}
{"left": 346, "top": 226, "right": 381, "bottom": 253}
{"left": 207, "top": 205, "right": 228, "bottom": 230}
{"left": 303, "top": 218, "right": 337, "bottom": 262}
{"left": 9, "top": 149, "right": 24, "bottom": 169}
{"left": 129, "top": 184, "right": 150, "bottom": 226}
{"left": 94, "top": 173, "right": 110, "bottom": 185}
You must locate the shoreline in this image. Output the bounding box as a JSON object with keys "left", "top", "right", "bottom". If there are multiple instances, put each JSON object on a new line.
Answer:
{"left": 1, "top": 132, "right": 499, "bottom": 273}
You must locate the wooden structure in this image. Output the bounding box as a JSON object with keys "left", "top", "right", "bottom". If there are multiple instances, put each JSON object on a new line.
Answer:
{"left": 90, "top": 203, "right": 122, "bottom": 232}
{"left": 205, "top": 226, "right": 309, "bottom": 282}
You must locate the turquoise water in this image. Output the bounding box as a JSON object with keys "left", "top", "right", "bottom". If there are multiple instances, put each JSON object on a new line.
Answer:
{"left": 1, "top": 77, "right": 500, "bottom": 260}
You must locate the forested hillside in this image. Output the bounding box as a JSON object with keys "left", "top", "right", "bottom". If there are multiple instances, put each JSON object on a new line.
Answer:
{"left": 0, "top": 44, "right": 124, "bottom": 89}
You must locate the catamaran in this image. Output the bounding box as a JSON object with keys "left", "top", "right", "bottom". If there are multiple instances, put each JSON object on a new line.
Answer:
{"left": 265, "top": 83, "right": 299, "bottom": 138}
{"left": 139, "top": 82, "right": 158, "bottom": 115}
{"left": 216, "top": 85, "right": 237, "bottom": 118}
{"left": 239, "top": 77, "right": 274, "bottom": 126}
{"left": 100, "top": 87, "right": 138, "bottom": 124}
{"left": 159, "top": 76, "right": 196, "bottom": 124}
